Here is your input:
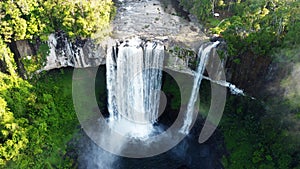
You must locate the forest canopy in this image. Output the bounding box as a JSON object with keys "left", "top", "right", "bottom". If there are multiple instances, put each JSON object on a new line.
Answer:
{"left": 180, "top": 0, "right": 300, "bottom": 57}
{"left": 0, "top": 37, "right": 80, "bottom": 168}
{"left": 0, "top": 0, "right": 115, "bottom": 42}
{"left": 0, "top": 0, "right": 115, "bottom": 167}
{"left": 0, "top": 0, "right": 299, "bottom": 168}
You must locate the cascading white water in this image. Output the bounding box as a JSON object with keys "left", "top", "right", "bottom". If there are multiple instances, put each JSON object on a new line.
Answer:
{"left": 202, "top": 76, "right": 245, "bottom": 95}
{"left": 106, "top": 38, "right": 164, "bottom": 138}
{"left": 180, "top": 41, "right": 220, "bottom": 134}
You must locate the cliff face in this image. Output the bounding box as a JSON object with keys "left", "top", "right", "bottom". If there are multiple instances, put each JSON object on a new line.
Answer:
{"left": 224, "top": 52, "right": 272, "bottom": 96}
{"left": 10, "top": 0, "right": 209, "bottom": 77}
{"left": 10, "top": 0, "right": 275, "bottom": 97}
{"left": 43, "top": 33, "right": 106, "bottom": 70}
{"left": 8, "top": 40, "right": 34, "bottom": 78}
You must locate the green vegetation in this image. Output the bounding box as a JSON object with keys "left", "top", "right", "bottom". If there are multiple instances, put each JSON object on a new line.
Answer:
{"left": 180, "top": 0, "right": 300, "bottom": 58}
{"left": 0, "top": 0, "right": 115, "bottom": 75}
{"left": 1, "top": 0, "right": 299, "bottom": 168}
{"left": 179, "top": 1, "right": 300, "bottom": 168}
{"left": 163, "top": 72, "right": 300, "bottom": 168}
{"left": 221, "top": 96, "right": 299, "bottom": 169}
{"left": 0, "top": 0, "right": 116, "bottom": 167}
{"left": 0, "top": 0, "right": 115, "bottom": 42}
{"left": 168, "top": 46, "right": 197, "bottom": 69}
{"left": 195, "top": 79, "right": 299, "bottom": 168}
{"left": 0, "top": 41, "right": 78, "bottom": 167}
{"left": 162, "top": 72, "right": 182, "bottom": 110}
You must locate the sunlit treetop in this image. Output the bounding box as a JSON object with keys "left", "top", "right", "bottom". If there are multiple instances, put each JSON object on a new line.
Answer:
{"left": 0, "top": 0, "right": 115, "bottom": 42}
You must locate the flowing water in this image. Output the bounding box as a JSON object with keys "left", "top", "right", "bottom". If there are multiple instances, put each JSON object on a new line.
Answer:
{"left": 76, "top": 40, "right": 224, "bottom": 169}
{"left": 202, "top": 76, "right": 245, "bottom": 95}
{"left": 180, "top": 41, "right": 220, "bottom": 134}
{"left": 70, "top": 37, "right": 251, "bottom": 168}
{"left": 42, "top": 0, "right": 249, "bottom": 168}
{"left": 106, "top": 38, "right": 164, "bottom": 138}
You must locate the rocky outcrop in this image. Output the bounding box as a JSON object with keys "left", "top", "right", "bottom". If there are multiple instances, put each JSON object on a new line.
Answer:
{"left": 111, "top": 0, "right": 207, "bottom": 45}
{"left": 15, "top": 40, "right": 35, "bottom": 57}
{"left": 39, "top": 0, "right": 209, "bottom": 74}
{"left": 11, "top": 0, "right": 273, "bottom": 93}
{"left": 43, "top": 33, "right": 106, "bottom": 71}
{"left": 8, "top": 41, "right": 32, "bottom": 78}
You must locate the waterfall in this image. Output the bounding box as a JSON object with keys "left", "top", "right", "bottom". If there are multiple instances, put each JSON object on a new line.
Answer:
{"left": 106, "top": 38, "right": 164, "bottom": 138}
{"left": 202, "top": 76, "right": 245, "bottom": 95}
{"left": 180, "top": 41, "right": 220, "bottom": 134}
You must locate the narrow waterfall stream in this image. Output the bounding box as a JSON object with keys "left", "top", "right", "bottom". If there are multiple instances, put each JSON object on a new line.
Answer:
{"left": 180, "top": 41, "right": 220, "bottom": 134}
{"left": 202, "top": 76, "right": 245, "bottom": 95}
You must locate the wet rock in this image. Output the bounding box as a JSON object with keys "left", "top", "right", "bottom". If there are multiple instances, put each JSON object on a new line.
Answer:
{"left": 210, "top": 34, "right": 224, "bottom": 42}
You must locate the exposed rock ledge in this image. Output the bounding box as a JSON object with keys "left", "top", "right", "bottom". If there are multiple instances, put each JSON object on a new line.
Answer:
{"left": 14, "top": 0, "right": 209, "bottom": 75}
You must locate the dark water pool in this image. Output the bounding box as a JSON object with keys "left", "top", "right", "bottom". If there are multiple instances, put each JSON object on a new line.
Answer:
{"left": 76, "top": 120, "right": 225, "bottom": 169}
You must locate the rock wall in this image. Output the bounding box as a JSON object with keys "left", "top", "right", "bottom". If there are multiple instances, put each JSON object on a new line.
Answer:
{"left": 224, "top": 52, "right": 272, "bottom": 96}
{"left": 43, "top": 32, "right": 106, "bottom": 70}
{"left": 9, "top": 0, "right": 223, "bottom": 80}
{"left": 9, "top": 0, "right": 274, "bottom": 93}
{"left": 8, "top": 41, "right": 32, "bottom": 78}
{"left": 39, "top": 0, "right": 208, "bottom": 75}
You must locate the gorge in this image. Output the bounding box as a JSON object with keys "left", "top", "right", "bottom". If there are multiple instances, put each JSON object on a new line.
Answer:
{"left": 0, "top": 0, "right": 299, "bottom": 169}
{"left": 73, "top": 39, "right": 225, "bottom": 168}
